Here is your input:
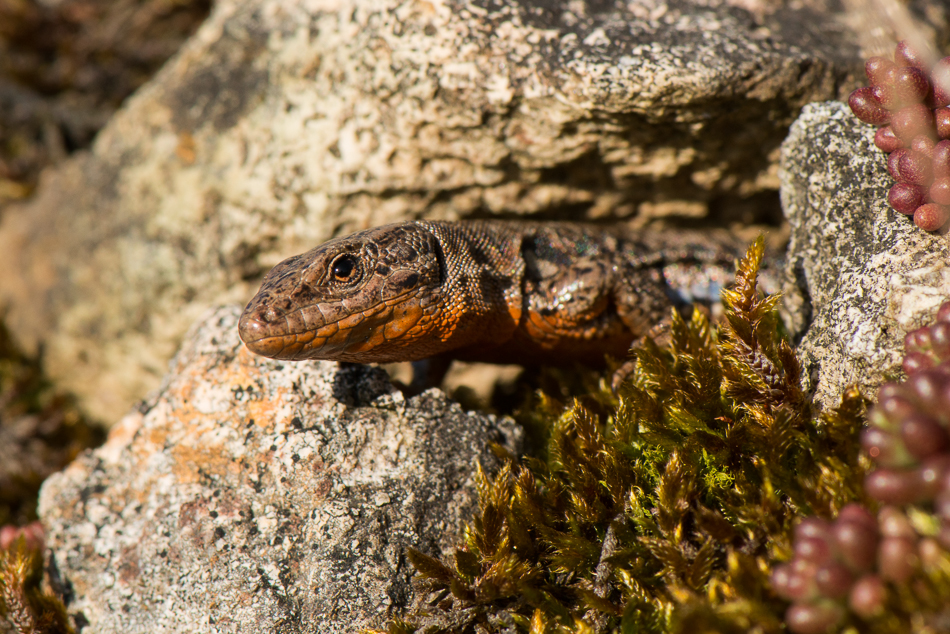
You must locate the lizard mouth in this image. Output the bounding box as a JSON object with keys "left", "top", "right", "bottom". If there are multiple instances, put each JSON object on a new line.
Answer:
{"left": 238, "top": 297, "right": 395, "bottom": 361}
{"left": 239, "top": 291, "right": 433, "bottom": 362}
{"left": 238, "top": 303, "right": 352, "bottom": 361}
{"left": 238, "top": 312, "right": 313, "bottom": 360}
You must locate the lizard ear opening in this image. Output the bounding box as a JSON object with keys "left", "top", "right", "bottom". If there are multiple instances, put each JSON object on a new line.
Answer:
{"left": 427, "top": 230, "right": 447, "bottom": 286}
{"left": 519, "top": 231, "right": 548, "bottom": 282}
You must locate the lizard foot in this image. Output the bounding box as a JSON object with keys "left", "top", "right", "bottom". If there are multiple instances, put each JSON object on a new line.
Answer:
{"left": 610, "top": 319, "right": 672, "bottom": 394}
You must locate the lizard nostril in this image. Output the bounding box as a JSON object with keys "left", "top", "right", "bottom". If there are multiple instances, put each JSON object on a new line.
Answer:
{"left": 238, "top": 314, "right": 287, "bottom": 358}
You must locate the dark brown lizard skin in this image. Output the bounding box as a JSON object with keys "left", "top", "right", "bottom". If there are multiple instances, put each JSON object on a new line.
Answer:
{"left": 238, "top": 220, "right": 753, "bottom": 367}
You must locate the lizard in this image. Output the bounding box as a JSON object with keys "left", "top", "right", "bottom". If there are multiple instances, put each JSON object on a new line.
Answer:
{"left": 238, "top": 220, "right": 765, "bottom": 385}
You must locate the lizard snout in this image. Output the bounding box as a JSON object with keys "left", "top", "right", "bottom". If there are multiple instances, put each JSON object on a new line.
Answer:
{"left": 239, "top": 295, "right": 337, "bottom": 360}
{"left": 237, "top": 310, "right": 284, "bottom": 358}
{"left": 238, "top": 299, "right": 313, "bottom": 359}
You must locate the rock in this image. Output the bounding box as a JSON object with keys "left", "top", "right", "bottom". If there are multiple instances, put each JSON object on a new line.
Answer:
{"left": 0, "top": 0, "right": 876, "bottom": 422}
{"left": 780, "top": 100, "right": 950, "bottom": 410}
{"left": 38, "top": 305, "right": 521, "bottom": 633}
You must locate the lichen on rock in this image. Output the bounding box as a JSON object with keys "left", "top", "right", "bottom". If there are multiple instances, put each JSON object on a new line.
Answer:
{"left": 780, "top": 100, "right": 950, "bottom": 411}
{"left": 37, "top": 306, "right": 521, "bottom": 633}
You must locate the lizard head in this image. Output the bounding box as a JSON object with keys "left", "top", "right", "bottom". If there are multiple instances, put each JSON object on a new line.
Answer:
{"left": 238, "top": 222, "right": 445, "bottom": 363}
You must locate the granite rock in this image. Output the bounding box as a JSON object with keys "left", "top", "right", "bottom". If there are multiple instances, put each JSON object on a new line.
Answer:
{"left": 0, "top": 0, "right": 875, "bottom": 422}
{"left": 38, "top": 305, "right": 521, "bottom": 633}
{"left": 780, "top": 100, "right": 950, "bottom": 409}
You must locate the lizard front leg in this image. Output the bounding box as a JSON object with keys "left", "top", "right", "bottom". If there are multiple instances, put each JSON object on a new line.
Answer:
{"left": 520, "top": 258, "right": 623, "bottom": 345}
{"left": 607, "top": 265, "right": 684, "bottom": 392}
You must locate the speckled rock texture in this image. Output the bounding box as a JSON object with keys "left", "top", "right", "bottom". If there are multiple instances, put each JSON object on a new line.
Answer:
{"left": 780, "top": 101, "right": 950, "bottom": 410}
{"left": 0, "top": 0, "right": 877, "bottom": 423}
{"left": 38, "top": 305, "right": 521, "bottom": 633}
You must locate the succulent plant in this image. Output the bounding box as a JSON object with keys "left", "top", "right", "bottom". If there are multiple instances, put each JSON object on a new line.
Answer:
{"left": 774, "top": 301, "right": 950, "bottom": 634}
{"left": 848, "top": 41, "right": 950, "bottom": 231}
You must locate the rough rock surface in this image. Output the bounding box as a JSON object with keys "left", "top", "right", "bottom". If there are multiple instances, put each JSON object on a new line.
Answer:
{"left": 38, "top": 305, "right": 521, "bottom": 633}
{"left": 0, "top": 0, "right": 874, "bottom": 422}
{"left": 780, "top": 101, "right": 950, "bottom": 409}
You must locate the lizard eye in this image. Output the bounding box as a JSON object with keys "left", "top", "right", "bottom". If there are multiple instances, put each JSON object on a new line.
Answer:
{"left": 329, "top": 254, "right": 361, "bottom": 283}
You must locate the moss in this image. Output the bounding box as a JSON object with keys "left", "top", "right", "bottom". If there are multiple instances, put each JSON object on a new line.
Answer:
{"left": 376, "top": 238, "right": 870, "bottom": 633}
{"left": 0, "top": 537, "right": 72, "bottom": 634}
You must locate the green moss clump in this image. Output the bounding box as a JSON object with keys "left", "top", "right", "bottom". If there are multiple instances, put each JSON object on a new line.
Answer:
{"left": 0, "top": 537, "right": 72, "bottom": 634}
{"left": 377, "top": 238, "right": 870, "bottom": 634}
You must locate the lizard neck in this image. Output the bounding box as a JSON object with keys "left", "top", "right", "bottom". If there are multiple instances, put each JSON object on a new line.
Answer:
{"left": 415, "top": 220, "right": 525, "bottom": 347}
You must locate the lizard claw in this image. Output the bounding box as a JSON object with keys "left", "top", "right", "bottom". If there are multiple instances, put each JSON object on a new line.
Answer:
{"left": 610, "top": 318, "right": 673, "bottom": 394}
{"left": 610, "top": 358, "right": 637, "bottom": 395}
